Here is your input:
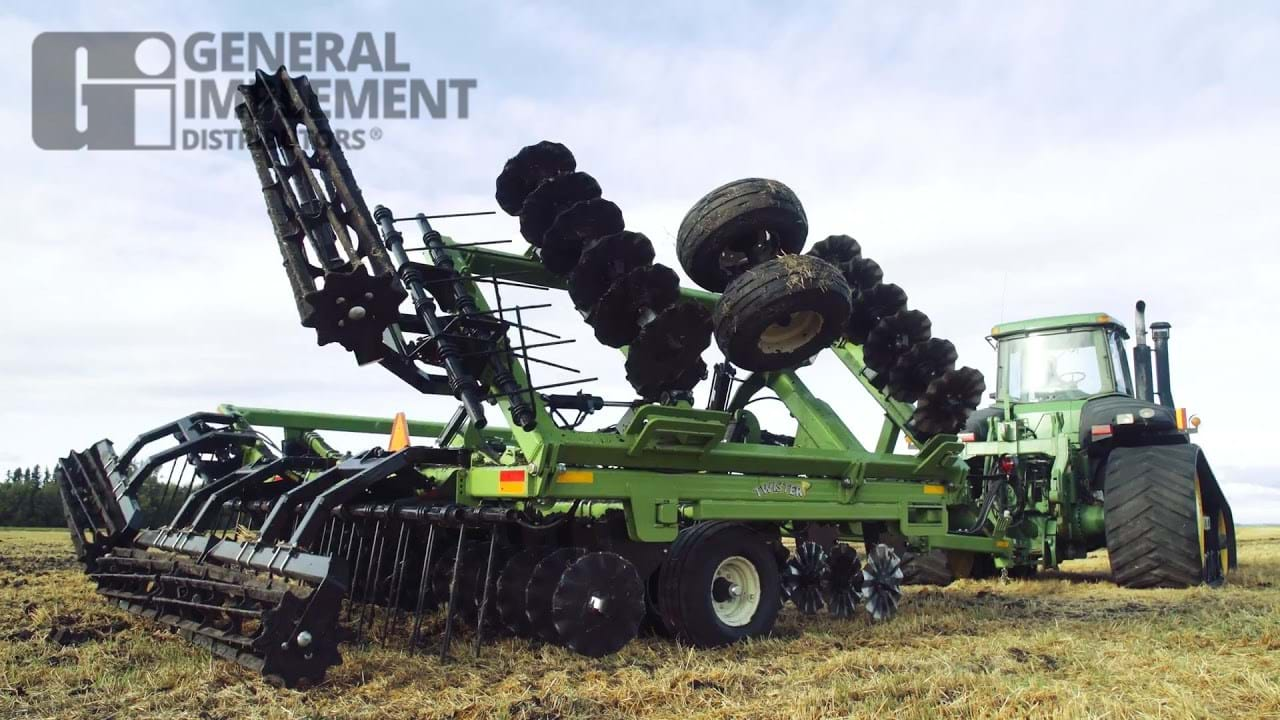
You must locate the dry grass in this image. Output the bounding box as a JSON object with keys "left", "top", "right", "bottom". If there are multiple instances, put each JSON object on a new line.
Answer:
{"left": 2, "top": 527, "right": 1278, "bottom": 720}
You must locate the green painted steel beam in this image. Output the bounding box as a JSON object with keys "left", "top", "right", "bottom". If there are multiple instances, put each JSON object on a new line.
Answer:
{"left": 219, "top": 404, "right": 514, "bottom": 441}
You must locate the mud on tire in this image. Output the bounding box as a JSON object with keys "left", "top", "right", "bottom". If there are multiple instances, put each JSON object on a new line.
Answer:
{"left": 712, "top": 254, "right": 850, "bottom": 372}
{"left": 677, "top": 178, "right": 808, "bottom": 292}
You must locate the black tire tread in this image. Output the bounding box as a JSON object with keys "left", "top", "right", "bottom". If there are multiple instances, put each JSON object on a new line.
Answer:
{"left": 1104, "top": 444, "right": 1204, "bottom": 588}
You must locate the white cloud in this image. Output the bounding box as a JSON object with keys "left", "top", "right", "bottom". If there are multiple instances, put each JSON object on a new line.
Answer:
{"left": 1, "top": 2, "right": 1277, "bottom": 524}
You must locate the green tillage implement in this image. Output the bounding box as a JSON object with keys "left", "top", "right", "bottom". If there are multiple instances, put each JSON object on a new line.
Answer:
{"left": 54, "top": 68, "right": 1009, "bottom": 688}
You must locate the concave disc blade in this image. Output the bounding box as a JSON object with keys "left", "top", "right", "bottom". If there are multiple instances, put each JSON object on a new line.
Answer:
{"left": 822, "top": 544, "right": 863, "bottom": 619}
{"left": 887, "top": 338, "right": 958, "bottom": 403}
{"left": 552, "top": 551, "right": 646, "bottom": 658}
{"left": 847, "top": 282, "right": 907, "bottom": 345}
{"left": 911, "top": 366, "right": 987, "bottom": 437}
{"left": 590, "top": 264, "right": 681, "bottom": 348}
{"left": 807, "top": 234, "right": 862, "bottom": 277}
{"left": 624, "top": 302, "right": 714, "bottom": 399}
{"left": 864, "top": 309, "right": 933, "bottom": 375}
{"left": 496, "top": 546, "right": 556, "bottom": 637}
{"left": 782, "top": 541, "right": 827, "bottom": 615}
{"left": 430, "top": 542, "right": 487, "bottom": 625}
{"left": 860, "top": 543, "right": 904, "bottom": 622}
{"left": 541, "top": 198, "right": 625, "bottom": 275}
{"left": 568, "top": 231, "right": 655, "bottom": 311}
{"left": 518, "top": 172, "right": 601, "bottom": 247}
{"left": 525, "top": 547, "right": 587, "bottom": 643}
{"left": 495, "top": 141, "right": 576, "bottom": 216}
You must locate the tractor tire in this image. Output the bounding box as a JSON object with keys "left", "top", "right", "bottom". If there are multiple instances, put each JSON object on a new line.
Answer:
{"left": 658, "top": 521, "right": 782, "bottom": 647}
{"left": 677, "top": 178, "right": 808, "bottom": 292}
{"left": 1103, "top": 445, "right": 1221, "bottom": 588}
{"left": 712, "top": 255, "right": 850, "bottom": 372}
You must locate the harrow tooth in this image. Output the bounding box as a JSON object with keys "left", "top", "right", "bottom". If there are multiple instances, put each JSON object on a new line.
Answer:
{"left": 847, "top": 282, "right": 908, "bottom": 345}
{"left": 540, "top": 198, "right": 625, "bottom": 275}
{"left": 782, "top": 541, "right": 827, "bottom": 615}
{"left": 886, "top": 338, "right": 958, "bottom": 404}
{"left": 822, "top": 544, "right": 863, "bottom": 619}
{"left": 567, "top": 231, "right": 656, "bottom": 311}
{"left": 863, "top": 309, "right": 933, "bottom": 376}
{"left": 551, "top": 552, "right": 646, "bottom": 658}
{"left": 517, "top": 171, "right": 603, "bottom": 247}
{"left": 525, "top": 547, "right": 587, "bottom": 644}
{"left": 495, "top": 141, "right": 576, "bottom": 216}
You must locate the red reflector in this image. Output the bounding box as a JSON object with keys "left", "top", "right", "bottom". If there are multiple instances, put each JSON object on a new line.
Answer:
{"left": 1090, "top": 424, "right": 1112, "bottom": 437}
{"left": 998, "top": 456, "right": 1016, "bottom": 474}
{"left": 958, "top": 432, "right": 976, "bottom": 442}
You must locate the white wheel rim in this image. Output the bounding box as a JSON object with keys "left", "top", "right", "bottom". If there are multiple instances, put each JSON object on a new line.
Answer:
{"left": 757, "top": 310, "right": 824, "bottom": 355}
{"left": 711, "top": 556, "right": 761, "bottom": 627}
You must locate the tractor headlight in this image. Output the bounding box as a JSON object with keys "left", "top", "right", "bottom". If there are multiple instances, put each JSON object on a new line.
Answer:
{"left": 1115, "top": 413, "right": 1135, "bottom": 425}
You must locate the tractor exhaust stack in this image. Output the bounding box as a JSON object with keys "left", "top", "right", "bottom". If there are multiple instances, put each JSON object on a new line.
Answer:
{"left": 1151, "top": 321, "right": 1174, "bottom": 407}
{"left": 1132, "top": 300, "right": 1155, "bottom": 402}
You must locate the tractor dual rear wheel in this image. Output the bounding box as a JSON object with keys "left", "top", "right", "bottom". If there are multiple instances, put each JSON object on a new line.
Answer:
{"left": 1104, "top": 445, "right": 1231, "bottom": 588}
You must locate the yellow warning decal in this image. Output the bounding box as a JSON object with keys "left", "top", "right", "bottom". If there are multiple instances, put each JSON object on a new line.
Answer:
{"left": 922, "top": 485, "right": 946, "bottom": 495}
{"left": 556, "top": 470, "right": 594, "bottom": 484}
{"left": 498, "top": 469, "right": 527, "bottom": 495}
{"left": 995, "top": 539, "right": 1010, "bottom": 548}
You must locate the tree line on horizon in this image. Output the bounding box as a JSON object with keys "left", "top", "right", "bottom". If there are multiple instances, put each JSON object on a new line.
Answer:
{"left": 0, "top": 464, "right": 182, "bottom": 528}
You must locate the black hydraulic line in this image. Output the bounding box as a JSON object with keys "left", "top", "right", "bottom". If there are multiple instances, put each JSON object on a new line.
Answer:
{"left": 374, "top": 205, "right": 489, "bottom": 428}
{"left": 413, "top": 212, "right": 537, "bottom": 431}
{"left": 958, "top": 476, "right": 1007, "bottom": 535}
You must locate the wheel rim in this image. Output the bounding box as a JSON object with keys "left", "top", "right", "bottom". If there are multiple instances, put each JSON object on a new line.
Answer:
{"left": 1218, "top": 509, "right": 1230, "bottom": 575}
{"left": 710, "top": 556, "right": 760, "bottom": 627}
{"left": 757, "top": 311, "right": 824, "bottom": 355}
{"left": 1193, "top": 472, "right": 1228, "bottom": 582}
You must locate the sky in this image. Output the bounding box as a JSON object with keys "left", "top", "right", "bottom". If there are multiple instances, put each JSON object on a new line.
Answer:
{"left": 1, "top": 2, "right": 1277, "bottom": 523}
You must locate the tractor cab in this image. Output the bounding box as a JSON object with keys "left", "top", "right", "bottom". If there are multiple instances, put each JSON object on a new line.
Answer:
{"left": 991, "top": 313, "right": 1133, "bottom": 406}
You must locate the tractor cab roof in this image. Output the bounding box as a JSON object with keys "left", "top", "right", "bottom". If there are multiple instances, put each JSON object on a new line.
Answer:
{"left": 991, "top": 312, "right": 1128, "bottom": 340}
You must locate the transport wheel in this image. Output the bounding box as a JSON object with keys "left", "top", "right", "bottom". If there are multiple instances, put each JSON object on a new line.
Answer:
{"left": 496, "top": 546, "right": 555, "bottom": 637}
{"left": 658, "top": 521, "right": 782, "bottom": 646}
{"left": 781, "top": 541, "right": 827, "bottom": 614}
{"left": 552, "top": 552, "right": 646, "bottom": 657}
{"left": 495, "top": 140, "right": 576, "bottom": 215}
{"left": 525, "top": 547, "right": 587, "bottom": 642}
{"left": 1104, "top": 445, "right": 1228, "bottom": 588}
{"left": 677, "top": 178, "right": 808, "bottom": 292}
{"left": 712, "top": 255, "right": 851, "bottom": 371}
{"left": 860, "top": 543, "right": 904, "bottom": 621}
{"left": 823, "top": 544, "right": 863, "bottom": 618}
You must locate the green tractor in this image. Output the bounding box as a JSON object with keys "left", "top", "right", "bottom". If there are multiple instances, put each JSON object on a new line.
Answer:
{"left": 945, "top": 301, "right": 1236, "bottom": 587}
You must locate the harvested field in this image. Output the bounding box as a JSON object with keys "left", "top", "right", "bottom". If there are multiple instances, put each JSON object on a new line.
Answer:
{"left": 1, "top": 526, "right": 1277, "bottom": 719}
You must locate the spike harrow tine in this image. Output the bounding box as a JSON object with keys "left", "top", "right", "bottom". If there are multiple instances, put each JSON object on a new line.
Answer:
{"left": 384, "top": 521, "right": 410, "bottom": 637}
{"left": 473, "top": 528, "right": 500, "bottom": 657}
{"left": 441, "top": 524, "right": 468, "bottom": 661}
{"left": 409, "top": 523, "right": 439, "bottom": 655}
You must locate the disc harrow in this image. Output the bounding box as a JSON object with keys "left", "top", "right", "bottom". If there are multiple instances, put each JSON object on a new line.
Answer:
{"left": 54, "top": 68, "right": 1013, "bottom": 688}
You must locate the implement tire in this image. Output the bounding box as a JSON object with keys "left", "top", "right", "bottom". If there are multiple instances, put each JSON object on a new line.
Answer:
{"left": 677, "top": 178, "right": 808, "bottom": 292}
{"left": 658, "top": 521, "right": 782, "bottom": 647}
{"left": 1104, "top": 444, "right": 1224, "bottom": 588}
